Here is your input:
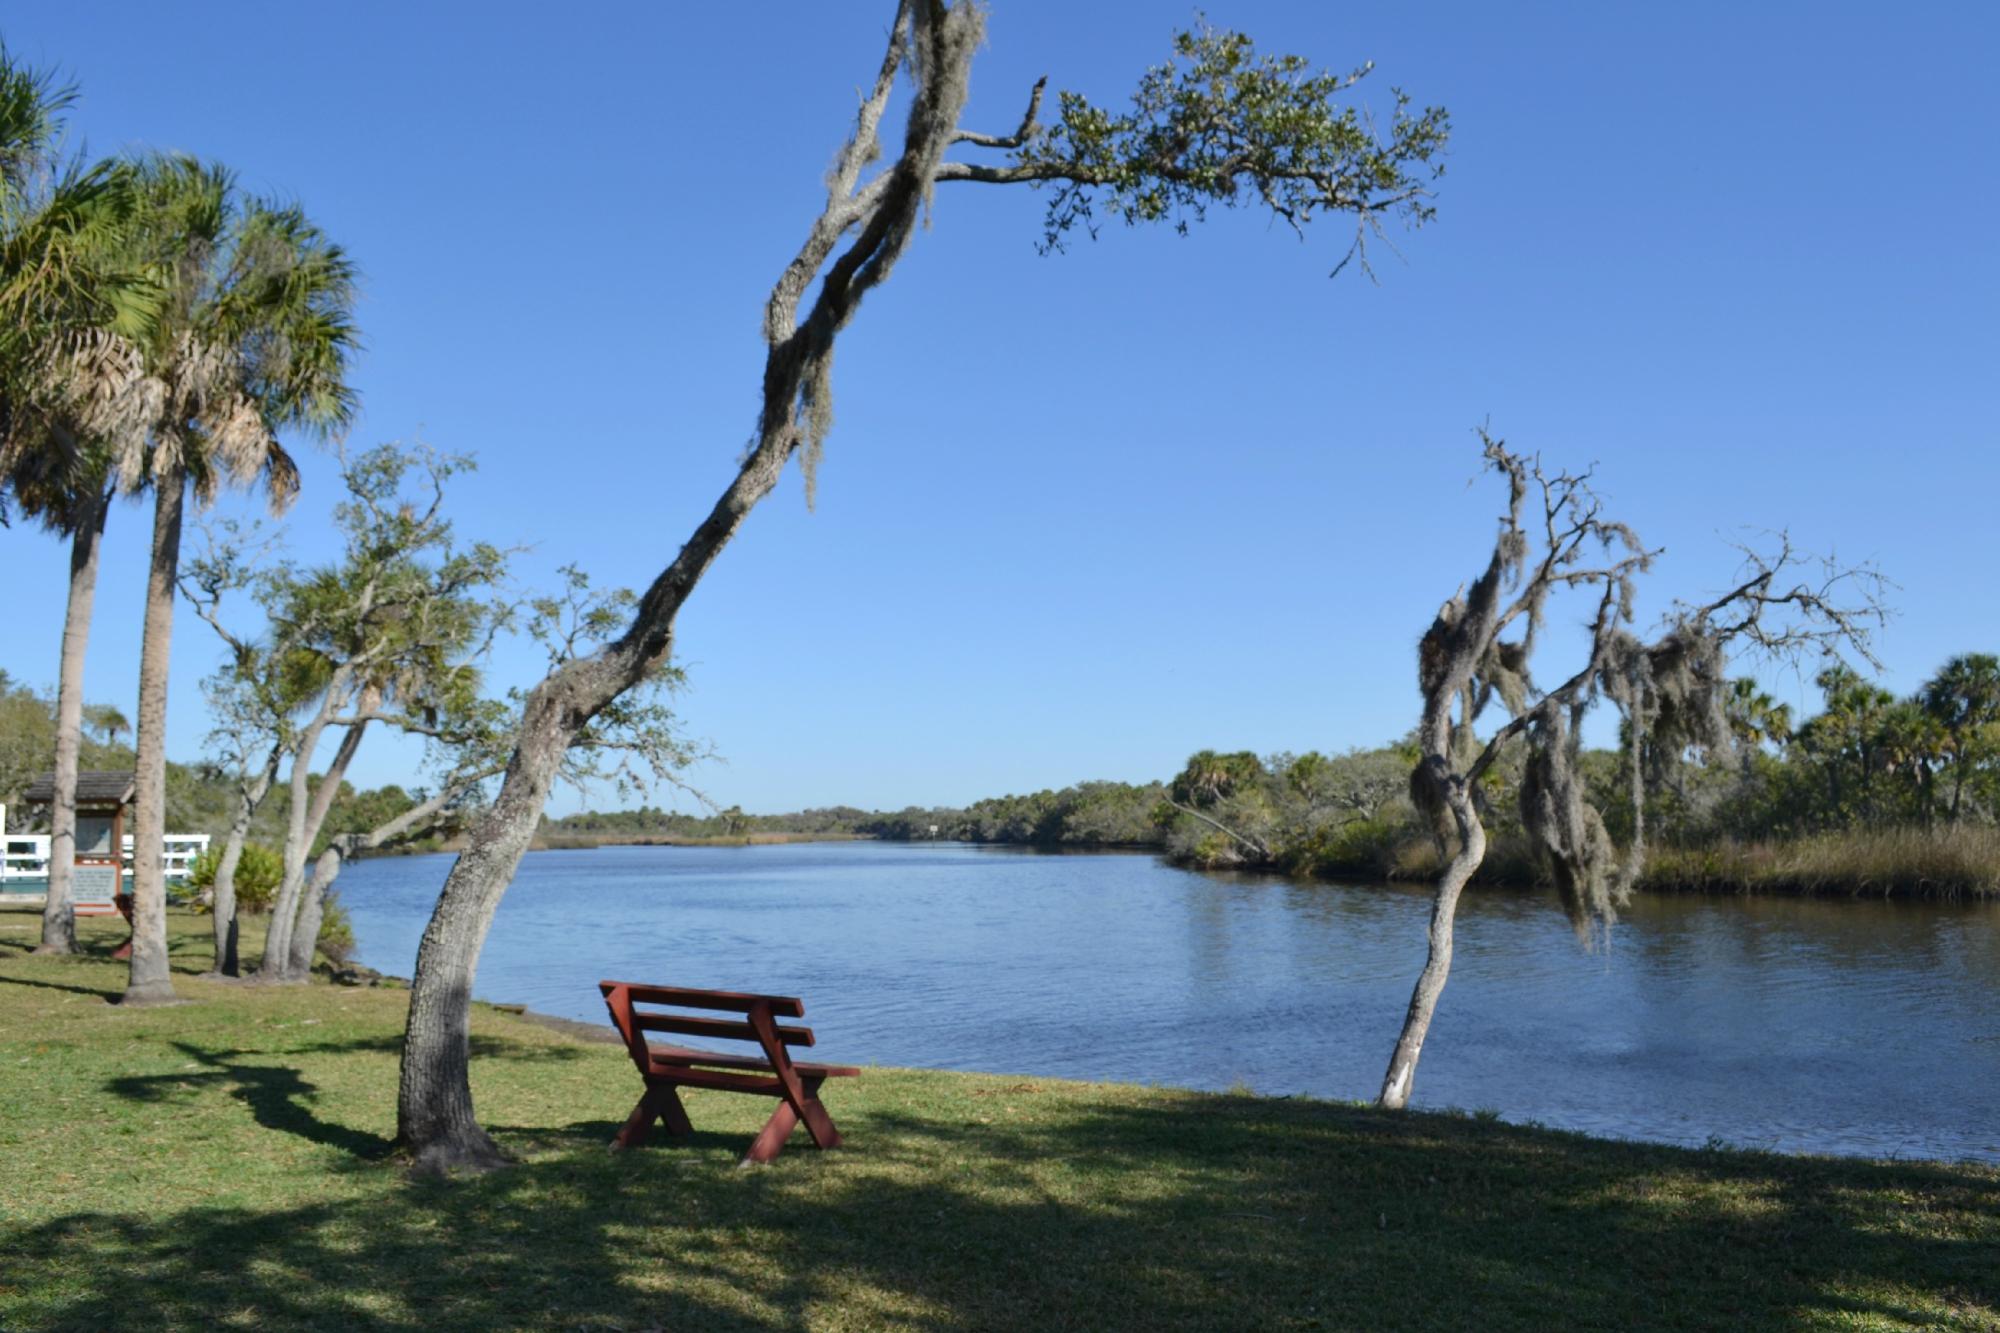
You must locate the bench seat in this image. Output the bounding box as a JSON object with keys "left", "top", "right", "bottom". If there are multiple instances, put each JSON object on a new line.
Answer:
{"left": 646, "top": 1043, "right": 861, "bottom": 1080}
{"left": 601, "top": 979, "right": 857, "bottom": 1164}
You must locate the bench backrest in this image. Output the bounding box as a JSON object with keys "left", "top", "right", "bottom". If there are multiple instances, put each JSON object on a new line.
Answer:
{"left": 599, "top": 980, "right": 815, "bottom": 1071}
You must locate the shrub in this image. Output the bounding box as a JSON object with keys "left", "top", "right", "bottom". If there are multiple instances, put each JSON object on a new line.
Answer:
{"left": 186, "top": 842, "right": 284, "bottom": 914}
{"left": 316, "top": 889, "right": 356, "bottom": 965}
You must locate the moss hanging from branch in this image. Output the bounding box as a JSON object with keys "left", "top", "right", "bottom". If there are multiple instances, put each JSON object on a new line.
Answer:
{"left": 1518, "top": 698, "right": 1621, "bottom": 937}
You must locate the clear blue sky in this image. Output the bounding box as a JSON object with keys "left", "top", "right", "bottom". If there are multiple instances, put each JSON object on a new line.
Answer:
{"left": 2, "top": 3, "right": 1995, "bottom": 816}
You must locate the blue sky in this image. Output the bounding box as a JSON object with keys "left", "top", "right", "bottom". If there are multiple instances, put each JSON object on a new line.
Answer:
{"left": 2, "top": 3, "right": 1995, "bottom": 816}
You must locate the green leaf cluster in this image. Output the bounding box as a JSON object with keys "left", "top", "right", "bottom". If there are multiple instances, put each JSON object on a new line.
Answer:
{"left": 1016, "top": 21, "right": 1449, "bottom": 270}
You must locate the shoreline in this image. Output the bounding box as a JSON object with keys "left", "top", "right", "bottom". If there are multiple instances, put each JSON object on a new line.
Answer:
{"left": 9, "top": 906, "right": 1997, "bottom": 1173}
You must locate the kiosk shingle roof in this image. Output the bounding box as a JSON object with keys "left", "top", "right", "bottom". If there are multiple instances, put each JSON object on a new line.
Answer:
{"left": 22, "top": 771, "right": 135, "bottom": 806}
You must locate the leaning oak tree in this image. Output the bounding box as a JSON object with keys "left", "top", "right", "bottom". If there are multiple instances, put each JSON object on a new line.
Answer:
{"left": 397, "top": 0, "right": 1451, "bottom": 1171}
{"left": 1376, "top": 435, "right": 1886, "bottom": 1110}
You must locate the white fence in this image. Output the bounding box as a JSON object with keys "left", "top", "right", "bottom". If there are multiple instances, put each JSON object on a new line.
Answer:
{"left": 2, "top": 835, "right": 48, "bottom": 883}
{"left": 0, "top": 832, "right": 211, "bottom": 885}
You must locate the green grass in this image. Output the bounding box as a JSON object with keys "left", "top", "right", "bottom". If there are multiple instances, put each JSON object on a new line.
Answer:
{"left": 1, "top": 907, "right": 1996, "bottom": 1331}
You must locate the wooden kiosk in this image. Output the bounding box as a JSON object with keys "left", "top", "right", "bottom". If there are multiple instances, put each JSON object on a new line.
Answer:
{"left": 25, "top": 771, "right": 136, "bottom": 949}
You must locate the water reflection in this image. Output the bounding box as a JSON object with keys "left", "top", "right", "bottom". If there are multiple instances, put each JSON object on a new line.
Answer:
{"left": 339, "top": 841, "right": 2000, "bottom": 1163}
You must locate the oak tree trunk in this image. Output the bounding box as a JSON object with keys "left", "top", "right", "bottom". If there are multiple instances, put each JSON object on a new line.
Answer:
{"left": 295, "top": 777, "right": 482, "bottom": 983}
{"left": 1378, "top": 778, "right": 1485, "bottom": 1109}
{"left": 36, "top": 489, "right": 109, "bottom": 955}
{"left": 399, "top": 691, "right": 575, "bottom": 1172}
{"left": 209, "top": 829, "right": 247, "bottom": 977}
{"left": 400, "top": 417, "right": 801, "bottom": 1171}
{"left": 260, "top": 707, "right": 362, "bottom": 982}
{"left": 287, "top": 847, "right": 341, "bottom": 978}
{"left": 206, "top": 747, "right": 278, "bottom": 977}
{"left": 124, "top": 467, "right": 185, "bottom": 1006}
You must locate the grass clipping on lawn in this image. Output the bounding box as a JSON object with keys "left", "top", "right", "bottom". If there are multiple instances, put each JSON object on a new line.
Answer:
{"left": 0, "top": 906, "right": 1995, "bottom": 1332}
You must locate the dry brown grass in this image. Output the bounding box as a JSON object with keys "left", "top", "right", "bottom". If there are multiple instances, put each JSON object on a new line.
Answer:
{"left": 1642, "top": 825, "right": 2000, "bottom": 898}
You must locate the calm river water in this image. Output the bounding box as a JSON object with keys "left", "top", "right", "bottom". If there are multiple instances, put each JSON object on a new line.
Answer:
{"left": 339, "top": 841, "right": 2000, "bottom": 1164}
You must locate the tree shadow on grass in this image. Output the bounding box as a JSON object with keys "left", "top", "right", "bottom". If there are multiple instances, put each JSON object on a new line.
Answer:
{"left": 106, "top": 1041, "right": 397, "bottom": 1161}
{"left": 10, "top": 1090, "right": 1997, "bottom": 1331}
{"left": 0, "top": 969, "right": 122, "bottom": 1000}
{"left": 499, "top": 1116, "right": 750, "bottom": 1159}
{"left": 288, "top": 1031, "right": 597, "bottom": 1064}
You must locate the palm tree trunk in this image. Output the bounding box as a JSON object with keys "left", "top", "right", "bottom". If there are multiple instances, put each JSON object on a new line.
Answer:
{"left": 1378, "top": 780, "right": 1485, "bottom": 1109}
{"left": 36, "top": 488, "right": 109, "bottom": 956}
{"left": 124, "top": 466, "right": 184, "bottom": 1006}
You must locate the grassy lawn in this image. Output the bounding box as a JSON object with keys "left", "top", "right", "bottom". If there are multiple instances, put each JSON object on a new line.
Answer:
{"left": 1, "top": 906, "right": 1995, "bottom": 1331}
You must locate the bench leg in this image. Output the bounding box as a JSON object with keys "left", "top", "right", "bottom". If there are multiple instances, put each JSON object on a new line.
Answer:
{"left": 797, "top": 1076, "right": 842, "bottom": 1151}
{"left": 742, "top": 1078, "right": 843, "bottom": 1164}
{"left": 656, "top": 1084, "right": 694, "bottom": 1137}
{"left": 612, "top": 1083, "right": 692, "bottom": 1151}
{"left": 743, "top": 1100, "right": 798, "bottom": 1165}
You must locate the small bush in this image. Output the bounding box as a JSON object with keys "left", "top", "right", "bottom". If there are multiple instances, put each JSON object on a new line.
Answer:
{"left": 187, "top": 843, "right": 284, "bottom": 914}
{"left": 315, "top": 889, "right": 356, "bottom": 965}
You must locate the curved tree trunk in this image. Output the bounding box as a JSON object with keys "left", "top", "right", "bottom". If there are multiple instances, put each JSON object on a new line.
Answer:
{"left": 208, "top": 744, "right": 280, "bottom": 977}
{"left": 1378, "top": 778, "right": 1485, "bottom": 1109}
{"left": 36, "top": 488, "right": 109, "bottom": 956}
{"left": 287, "top": 847, "right": 341, "bottom": 978}
{"left": 124, "top": 468, "right": 184, "bottom": 1006}
{"left": 259, "top": 705, "right": 362, "bottom": 982}
{"left": 399, "top": 692, "right": 578, "bottom": 1172}
{"left": 209, "top": 834, "right": 246, "bottom": 977}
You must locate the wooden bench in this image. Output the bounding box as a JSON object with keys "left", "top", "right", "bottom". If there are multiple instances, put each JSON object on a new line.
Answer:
{"left": 599, "top": 980, "right": 859, "bottom": 1164}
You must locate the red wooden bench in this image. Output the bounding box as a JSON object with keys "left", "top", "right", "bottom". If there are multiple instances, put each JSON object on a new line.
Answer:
{"left": 599, "top": 980, "right": 859, "bottom": 1164}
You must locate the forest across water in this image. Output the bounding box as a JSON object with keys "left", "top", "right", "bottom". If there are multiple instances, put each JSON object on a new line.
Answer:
{"left": 539, "top": 658, "right": 2000, "bottom": 900}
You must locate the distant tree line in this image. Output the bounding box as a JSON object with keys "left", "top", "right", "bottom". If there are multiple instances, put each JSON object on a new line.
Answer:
{"left": 1153, "top": 654, "right": 2000, "bottom": 887}
{"left": 539, "top": 780, "right": 1168, "bottom": 849}
{"left": 532, "top": 653, "right": 2000, "bottom": 887}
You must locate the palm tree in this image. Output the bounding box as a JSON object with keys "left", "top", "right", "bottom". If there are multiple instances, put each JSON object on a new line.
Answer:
{"left": 1723, "top": 676, "right": 1794, "bottom": 783}
{"left": 0, "top": 47, "right": 156, "bottom": 955}
{"left": 1876, "top": 699, "right": 1947, "bottom": 828}
{"left": 115, "top": 156, "right": 358, "bottom": 1005}
{"left": 1919, "top": 653, "right": 2000, "bottom": 822}
{"left": 82, "top": 703, "right": 129, "bottom": 748}
{"left": 1794, "top": 665, "right": 1897, "bottom": 826}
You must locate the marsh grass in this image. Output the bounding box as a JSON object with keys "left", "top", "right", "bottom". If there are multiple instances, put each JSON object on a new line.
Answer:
{"left": 1642, "top": 825, "right": 2000, "bottom": 898}
{"left": 1, "top": 906, "right": 1995, "bottom": 1330}
{"left": 1330, "top": 823, "right": 2000, "bottom": 900}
